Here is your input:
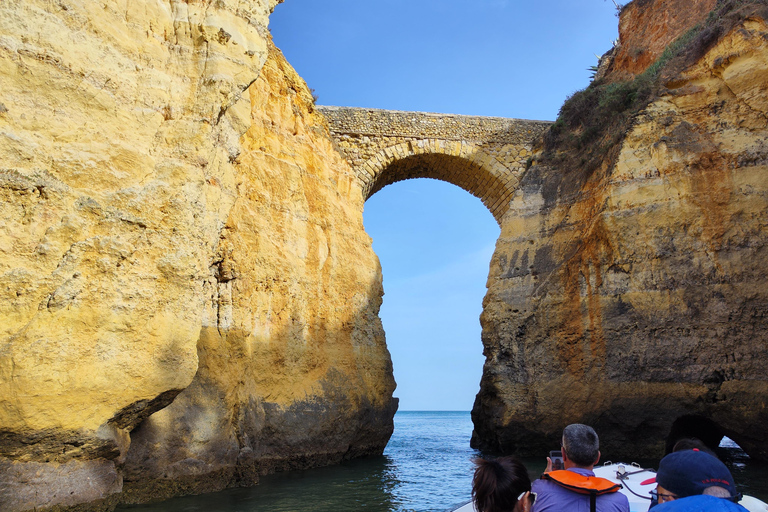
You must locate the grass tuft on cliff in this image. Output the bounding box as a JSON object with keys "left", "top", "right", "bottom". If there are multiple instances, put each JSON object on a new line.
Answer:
{"left": 538, "top": 0, "right": 768, "bottom": 186}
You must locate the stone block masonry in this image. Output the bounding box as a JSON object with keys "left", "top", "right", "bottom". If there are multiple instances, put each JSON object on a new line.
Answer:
{"left": 318, "top": 106, "right": 552, "bottom": 223}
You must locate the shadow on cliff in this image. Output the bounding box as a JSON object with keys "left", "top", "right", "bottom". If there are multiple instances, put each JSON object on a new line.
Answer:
{"left": 119, "top": 300, "right": 398, "bottom": 504}
{"left": 468, "top": 0, "right": 768, "bottom": 464}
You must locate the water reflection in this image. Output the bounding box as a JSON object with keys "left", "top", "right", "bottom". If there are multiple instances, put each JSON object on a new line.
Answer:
{"left": 719, "top": 438, "right": 768, "bottom": 500}
{"left": 119, "top": 456, "right": 401, "bottom": 512}
{"left": 117, "top": 412, "right": 480, "bottom": 512}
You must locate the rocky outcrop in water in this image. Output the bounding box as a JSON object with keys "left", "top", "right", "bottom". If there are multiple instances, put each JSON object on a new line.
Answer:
{"left": 472, "top": 0, "right": 768, "bottom": 461}
{"left": 0, "top": 1, "right": 395, "bottom": 510}
{"left": 119, "top": 42, "right": 397, "bottom": 504}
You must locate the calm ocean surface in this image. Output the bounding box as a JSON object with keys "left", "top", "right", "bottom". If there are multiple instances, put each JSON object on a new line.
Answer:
{"left": 118, "top": 411, "right": 768, "bottom": 512}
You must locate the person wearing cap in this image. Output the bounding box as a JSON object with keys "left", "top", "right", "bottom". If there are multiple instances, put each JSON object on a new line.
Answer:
{"left": 650, "top": 449, "right": 744, "bottom": 507}
{"left": 531, "top": 424, "right": 630, "bottom": 512}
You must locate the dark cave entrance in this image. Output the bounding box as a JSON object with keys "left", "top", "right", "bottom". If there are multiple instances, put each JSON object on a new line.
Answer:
{"left": 666, "top": 414, "right": 750, "bottom": 460}
{"left": 666, "top": 415, "right": 724, "bottom": 454}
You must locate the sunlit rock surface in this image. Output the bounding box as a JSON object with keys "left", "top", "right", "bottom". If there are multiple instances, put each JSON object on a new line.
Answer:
{"left": 472, "top": 6, "right": 768, "bottom": 461}
{"left": 608, "top": 0, "right": 718, "bottom": 80}
{"left": 119, "top": 43, "right": 397, "bottom": 503}
{"left": 0, "top": 0, "right": 395, "bottom": 509}
{"left": 4, "top": 0, "right": 768, "bottom": 509}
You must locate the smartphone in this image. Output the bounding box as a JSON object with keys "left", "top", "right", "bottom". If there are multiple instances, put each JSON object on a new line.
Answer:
{"left": 549, "top": 450, "right": 563, "bottom": 471}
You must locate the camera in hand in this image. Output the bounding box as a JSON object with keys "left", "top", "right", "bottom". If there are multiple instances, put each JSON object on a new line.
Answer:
{"left": 549, "top": 450, "right": 563, "bottom": 471}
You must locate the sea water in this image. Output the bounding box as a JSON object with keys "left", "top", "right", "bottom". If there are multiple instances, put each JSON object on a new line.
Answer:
{"left": 117, "top": 411, "right": 768, "bottom": 512}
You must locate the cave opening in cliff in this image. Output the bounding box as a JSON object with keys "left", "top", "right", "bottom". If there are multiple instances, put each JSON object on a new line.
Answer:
{"left": 363, "top": 177, "right": 499, "bottom": 412}
{"left": 666, "top": 414, "right": 724, "bottom": 454}
{"left": 666, "top": 414, "right": 751, "bottom": 460}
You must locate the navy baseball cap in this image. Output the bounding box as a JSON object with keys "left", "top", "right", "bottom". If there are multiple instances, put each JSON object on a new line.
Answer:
{"left": 655, "top": 450, "right": 737, "bottom": 498}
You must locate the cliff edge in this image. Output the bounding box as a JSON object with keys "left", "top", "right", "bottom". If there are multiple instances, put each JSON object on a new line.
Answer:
{"left": 0, "top": 1, "right": 395, "bottom": 510}
{"left": 472, "top": 0, "right": 768, "bottom": 460}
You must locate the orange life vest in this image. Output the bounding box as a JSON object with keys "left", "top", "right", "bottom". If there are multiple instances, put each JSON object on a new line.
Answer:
{"left": 542, "top": 470, "right": 622, "bottom": 512}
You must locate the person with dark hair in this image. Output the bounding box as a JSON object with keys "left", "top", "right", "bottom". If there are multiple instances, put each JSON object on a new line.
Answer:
{"left": 531, "top": 424, "right": 630, "bottom": 512}
{"left": 472, "top": 456, "right": 535, "bottom": 512}
{"left": 671, "top": 438, "right": 717, "bottom": 458}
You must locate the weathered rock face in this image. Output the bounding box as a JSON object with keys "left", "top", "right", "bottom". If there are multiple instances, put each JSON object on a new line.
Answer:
{"left": 609, "top": 0, "right": 718, "bottom": 79}
{"left": 0, "top": 0, "right": 395, "bottom": 510}
{"left": 4, "top": 0, "right": 768, "bottom": 508}
{"left": 472, "top": 6, "right": 768, "bottom": 460}
{"left": 119, "top": 44, "right": 397, "bottom": 503}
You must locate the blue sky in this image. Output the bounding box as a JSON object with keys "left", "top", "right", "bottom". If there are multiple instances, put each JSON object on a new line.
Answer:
{"left": 270, "top": 1, "right": 620, "bottom": 411}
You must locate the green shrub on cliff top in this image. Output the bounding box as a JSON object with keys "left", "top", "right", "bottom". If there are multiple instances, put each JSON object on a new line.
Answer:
{"left": 539, "top": 0, "right": 768, "bottom": 184}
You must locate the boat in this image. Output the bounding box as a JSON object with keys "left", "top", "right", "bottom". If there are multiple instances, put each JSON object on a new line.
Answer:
{"left": 448, "top": 500, "right": 473, "bottom": 512}
{"left": 593, "top": 462, "right": 768, "bottom": 512}
{"left": 450, "top": 463, "right": 768, "bottom": 512}
{"left": 592, "top": 462, "right": 657, "bottom": 512}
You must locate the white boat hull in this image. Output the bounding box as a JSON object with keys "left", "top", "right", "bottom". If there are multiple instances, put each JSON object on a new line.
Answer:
{"left": 593, "top": 463, "right": 768, "bottom": 512}
{"left": 592, "top": 462, "right": 657, "bottom": 512}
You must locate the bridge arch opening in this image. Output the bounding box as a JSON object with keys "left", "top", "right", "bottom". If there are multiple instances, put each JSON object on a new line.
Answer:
{"left": 363, "top": 144, "right": 519, "bottom": 224}
{"left": 315, "top": 106, "right": 550, "bottom": 226}
{"left": 363, "top": 177, "right": 499, "bottom": 411}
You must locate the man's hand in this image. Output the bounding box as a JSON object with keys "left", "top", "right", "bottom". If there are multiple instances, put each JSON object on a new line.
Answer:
{"left": 544, "top": 456, "right": 553, "bottom": 473}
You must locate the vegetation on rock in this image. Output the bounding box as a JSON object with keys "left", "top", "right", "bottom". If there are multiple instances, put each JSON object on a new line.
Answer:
{"left": 538, "top": 0, "right": 768, "bottom": 187}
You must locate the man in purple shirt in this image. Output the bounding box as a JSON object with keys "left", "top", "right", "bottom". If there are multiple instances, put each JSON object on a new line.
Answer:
{"left": 531, "top": 424, "right": 630, "bottom": 512}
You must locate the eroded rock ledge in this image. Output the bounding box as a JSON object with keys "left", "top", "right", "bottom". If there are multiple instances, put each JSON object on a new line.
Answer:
{"left": 472, "top": 0, "right": 768, "bottom": 461}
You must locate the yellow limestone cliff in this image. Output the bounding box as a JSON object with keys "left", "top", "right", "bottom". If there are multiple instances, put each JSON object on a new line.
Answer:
{"left": 472, "top": 3, "right": 768, "bottom": 460}
{"left": 0, "top": 1, "right": 395, "bottom": 510}
{"left": 119, "top": 42, "right": 398, "bottom": 503}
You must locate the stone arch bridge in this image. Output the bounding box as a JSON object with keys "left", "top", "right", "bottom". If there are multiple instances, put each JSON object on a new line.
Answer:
{"left": 317, "top": 106, "right": 552, "bottom": 223}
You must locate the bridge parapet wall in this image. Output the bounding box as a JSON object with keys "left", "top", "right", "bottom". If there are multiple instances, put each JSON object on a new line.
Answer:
{"left": 318, "top": 106, "right": 550, "bottom": 143}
